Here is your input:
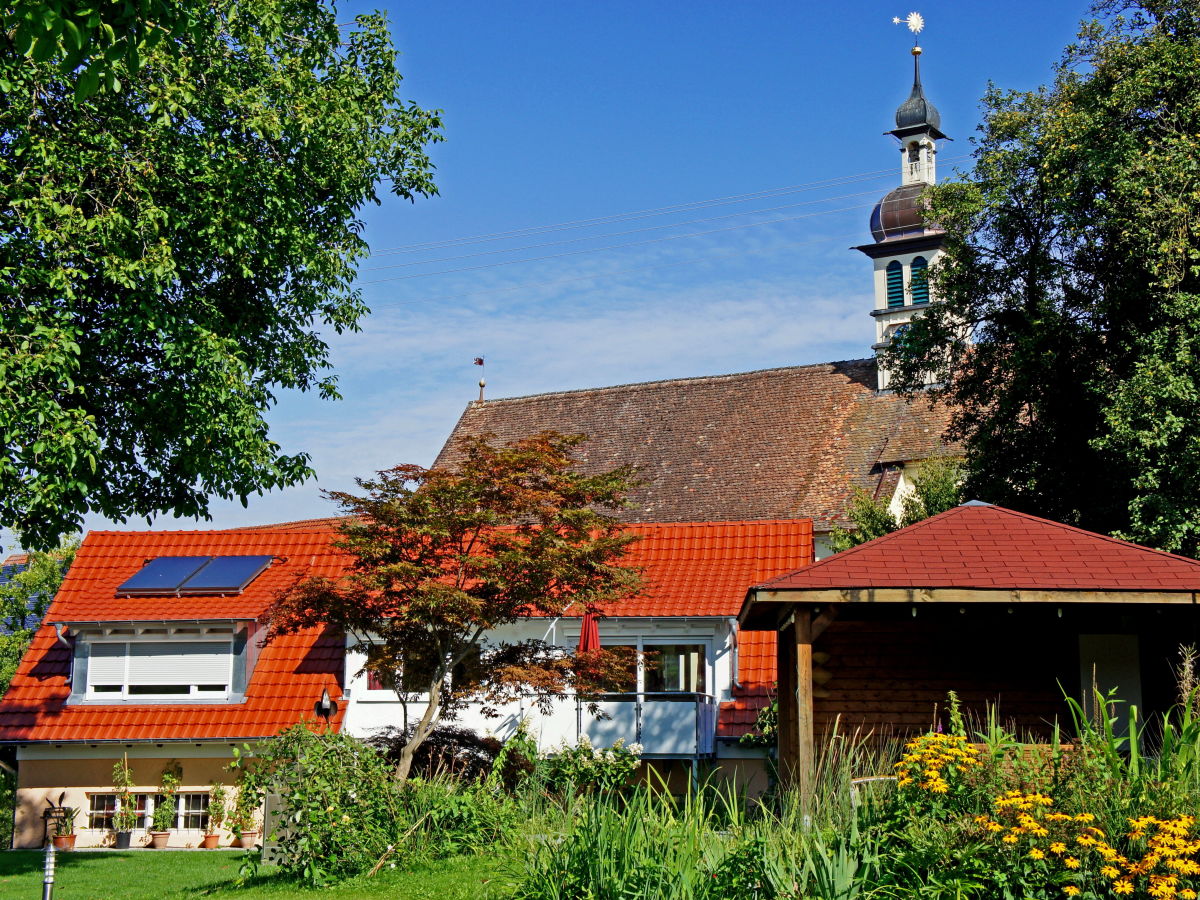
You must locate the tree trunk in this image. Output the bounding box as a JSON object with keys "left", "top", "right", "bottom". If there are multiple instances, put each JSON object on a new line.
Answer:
{"left": 393, "top": 684, "right": 442, "bottom": 784}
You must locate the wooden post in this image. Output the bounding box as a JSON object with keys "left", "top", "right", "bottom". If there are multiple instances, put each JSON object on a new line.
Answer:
{"left": 776, "top": 618, "right": 796, "bottom": 786}
{"left": 795, "top": 610, "right": 815, "bottom": 813}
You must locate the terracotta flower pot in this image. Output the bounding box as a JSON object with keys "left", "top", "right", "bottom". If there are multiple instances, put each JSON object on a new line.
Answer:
{"left": 201, "top": 833, "right": 220, "bottom": 849}
{"left": 148, "top": 830, "right": 170, "bottom": 849}
{"left": 51, "top": 834, "right": 76, "bottom": 851}
{"left": 236, "top": 830, "right": 259, "bottom": 849}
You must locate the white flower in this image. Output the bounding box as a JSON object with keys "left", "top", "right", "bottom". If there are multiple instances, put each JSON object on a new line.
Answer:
{"left": 604, "top": 750, "right": 615, "bottom": 762}
{"left": 578, "top": 734, "right": 592, "bottom": 749}
{"left": 628, "top": 743, "right": 644, "bottom": 756}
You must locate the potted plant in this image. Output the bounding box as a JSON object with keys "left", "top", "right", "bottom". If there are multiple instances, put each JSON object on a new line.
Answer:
{"left": 201, "top": 782, "right": 228, "bottom": 849}
{"left": 111, "top": 756, "right": 137, "bottom": 850}
{"left": 148, "top": 761, "right": 181, "bottom": 850}
{"left": 51, "top": 807, "right": 77, "bottom": 850}
{"left": 229, "top": 784, "right": 260, "bottom": 849}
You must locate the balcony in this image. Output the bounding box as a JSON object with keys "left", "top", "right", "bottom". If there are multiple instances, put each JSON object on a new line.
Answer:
{"left": 576, "top": 692, "right": 717, "bottom": 758}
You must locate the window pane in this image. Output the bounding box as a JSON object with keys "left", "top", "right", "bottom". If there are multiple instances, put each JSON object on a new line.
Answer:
{"left": 128, "top": 641, "right": 230, "bottom": 686}
{"left": 644, "top": 644, "right": 706, "bottom": 693}
{"left": 88, "top": 794, "right": 116, "bottom": 830}
{"left": 602, "top": 644, "right": 638, "bottom": 693}
{"left": 179, "top": 793, "right": 210, "bottom": 830}
{"left": 128, "top": 684, "right": 191, "bottom": 695}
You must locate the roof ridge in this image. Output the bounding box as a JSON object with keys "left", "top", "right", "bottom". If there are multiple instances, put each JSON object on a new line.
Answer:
{"left": 469, "top": 358, "right": 875, "bottom": 406}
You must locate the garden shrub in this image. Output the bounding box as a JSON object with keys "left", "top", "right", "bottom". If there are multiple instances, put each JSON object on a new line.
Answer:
{"left": 237, "top": 723, "right": 400, "bottom": 886}
{"left": 368, "top": 724, "right": 504, "bottom": 782}
{"left": 541, "top": 735, "right": 643, "bottom": 795}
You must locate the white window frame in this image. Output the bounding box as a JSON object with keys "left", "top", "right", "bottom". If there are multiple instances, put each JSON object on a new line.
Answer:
{"left": 599, "top": 636, "right": 713, "bottom": 697}
{"left": 86, "top": 634, "right": 235, "bottom": 701}
{"left": 83, "top": 791, "right": 211, "bottom": 831}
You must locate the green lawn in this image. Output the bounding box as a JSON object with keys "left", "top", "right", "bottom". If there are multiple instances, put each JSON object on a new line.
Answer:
{"left": 0, "top": 850, "right": 519, "bottom": 899}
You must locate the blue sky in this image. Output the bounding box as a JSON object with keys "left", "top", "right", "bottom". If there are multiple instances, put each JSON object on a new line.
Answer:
{"left": 61, "top": 0, "right": 1090, "bottom": 542}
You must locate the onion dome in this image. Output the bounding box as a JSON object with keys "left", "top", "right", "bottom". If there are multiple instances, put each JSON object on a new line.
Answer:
{"left": 869, "top": 184, "right": 931, "bottom": 243}
{"left": 890, "top": 48, "right": 946, "bottom": 140}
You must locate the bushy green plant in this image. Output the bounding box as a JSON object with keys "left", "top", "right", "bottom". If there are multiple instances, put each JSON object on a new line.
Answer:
{"left": 541, "top": 735, "right": 643, "bottom": 795}
{"left": 236, "top": 724, "right": 400, "bottom": 886}
{"left": 111, "top": 757, "right": 138, "bottom": 832}
{"left": 151, "top": 761, "right": 181, "bottom": 832}
{"left": 207, "top": 782, "right": 228, "bottom": 834}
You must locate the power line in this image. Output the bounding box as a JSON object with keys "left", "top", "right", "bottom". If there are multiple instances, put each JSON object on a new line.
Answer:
{"left": 355, "top": 203, "right": 875, "bottom": 284}
{"left": 360, "top": 188, "right": 886, "bottom": 272}
{"left": 364, "top": 230, "right": 865, "bottom": 307}
{"left": 365, "top": 155, "right": 971, "bottom": 257}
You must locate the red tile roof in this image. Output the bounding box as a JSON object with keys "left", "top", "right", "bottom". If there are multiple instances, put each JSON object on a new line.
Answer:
{"left": 0, "top": 528, "right": 346, "bottom": 743}
{"left": 596, "top": 520, "right": 813, "bottom": 617}
{"left": 757, "top": 503, "right": 1200, "bottom": 593}
{"left": 0, "top": 519, "right": 811, "bottom": 744}
{"left": 45, "top": 529, "right": 347, "bottom": 623}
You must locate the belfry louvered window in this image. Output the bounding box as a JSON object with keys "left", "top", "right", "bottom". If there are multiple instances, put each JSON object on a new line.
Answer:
{"left": 886, "top": 260, "right": 904, "bottom": 308}
{"left": 910, "top": 256, "right": 930, "bottom": 304}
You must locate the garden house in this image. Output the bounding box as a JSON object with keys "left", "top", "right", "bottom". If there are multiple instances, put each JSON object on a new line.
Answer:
{"left": 739, "top": 501, "right": 1200, "bottom": 796}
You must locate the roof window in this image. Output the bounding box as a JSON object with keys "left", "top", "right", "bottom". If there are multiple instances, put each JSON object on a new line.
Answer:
{"left": 116, "top": 555, "right": 273, "bottom": 597}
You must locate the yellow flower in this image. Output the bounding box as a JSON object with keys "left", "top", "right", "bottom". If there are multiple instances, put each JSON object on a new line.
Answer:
{"left": 1101, "top": 866, "right": 1120, "bottom": 879}
{"left": 1002, "top": 834, "right": 1019, "bottom": 844}
{"left": 1181, "top": 890, "right": 1197, "bottom": 900}
{"left": 1050, "top": 843, "right": 1068, "bottom": 855}
{"left": 1064, "top": 857, "right": 1081, "bottom": 869}
{"left": 1114, "top": 881, "right": 1135, "bottom": 895}
{"left": 1030, "top": 848, "right": 1046, "bottom": 860}
{"left": 1063, "top": 887, "right": 1081, "bottom": 897}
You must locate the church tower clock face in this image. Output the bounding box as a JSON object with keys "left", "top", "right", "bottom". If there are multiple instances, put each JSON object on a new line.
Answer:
{"left": 855, "top": 17, "right": 949, "bottom": 392}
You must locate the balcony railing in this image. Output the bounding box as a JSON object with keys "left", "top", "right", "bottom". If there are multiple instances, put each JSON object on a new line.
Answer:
{"left": 576, "top": 692, "right": 717, "bottom": 758}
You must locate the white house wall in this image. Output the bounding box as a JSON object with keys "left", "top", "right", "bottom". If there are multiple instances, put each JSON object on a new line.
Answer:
{"left": 341, "top": 616, "right": 738, "bottom": 757}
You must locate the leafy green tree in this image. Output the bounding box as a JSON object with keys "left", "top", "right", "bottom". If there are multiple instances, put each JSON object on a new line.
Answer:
{"left": 4, "top": 2, "right": 203, "bottom": 98}
{"left": 1, "top": 1, "right": 442, "bottom": 549}
{"left": 264, "top": 432, "right": 643, "bottom": 783}
{"left": 829, "top": 457, "right": 963, "bottom": 552}
{"left": 886, "top": 0, "right": 1200, "bottom": 555}
{"left": 0, "top": 536, "right": 77, "bottom": 695}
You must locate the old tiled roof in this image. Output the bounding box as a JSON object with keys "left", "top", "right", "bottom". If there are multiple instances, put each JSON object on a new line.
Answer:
{"left": 757, "top": 503, "right": 1200, "bottom": 593}
{"left": 435, "top": 360, "right": 951, "bottom": 530}
{"left": 0, "top": 528, "right": 347, "bottom": 743}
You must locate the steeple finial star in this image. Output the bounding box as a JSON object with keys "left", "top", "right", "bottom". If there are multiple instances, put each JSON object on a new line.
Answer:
{"left": 893, "top": 12, "right": 925, "bottom": 35}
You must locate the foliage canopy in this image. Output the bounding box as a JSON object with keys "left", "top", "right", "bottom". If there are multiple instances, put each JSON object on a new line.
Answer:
{"left": 0, "top": 0, "right": 442, "bottom": 548}
{"left": 829, "top": 456, "right": 963, "bottom": 552}
{"left": 886, "top": 0, "right": 1200, "bottom": 555}
{"left": 265, "top": 431, "right": 643, "bottom": 782}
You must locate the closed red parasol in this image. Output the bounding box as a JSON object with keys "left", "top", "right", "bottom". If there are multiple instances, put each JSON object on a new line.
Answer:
{"left": 577, "top": 611, "right": 600, "bottom": 653}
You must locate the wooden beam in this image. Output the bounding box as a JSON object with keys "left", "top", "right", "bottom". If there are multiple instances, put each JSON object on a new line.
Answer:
{"left": 811, "top": 606, "right": 839, "bottom": 641}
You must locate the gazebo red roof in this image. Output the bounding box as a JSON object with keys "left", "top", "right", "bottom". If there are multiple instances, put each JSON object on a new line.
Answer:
{"left": 755, "top": 503, "right": 1200, "bottom": 594}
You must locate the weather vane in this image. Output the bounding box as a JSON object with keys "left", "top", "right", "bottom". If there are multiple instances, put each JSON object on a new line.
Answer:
{"left": 893, "top": 11, "right": 925, "bottom": 47}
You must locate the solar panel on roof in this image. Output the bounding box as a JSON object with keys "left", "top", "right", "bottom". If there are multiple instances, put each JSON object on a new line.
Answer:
{"left": 116, "top": 557, "right": 210, "bottom": 596}
{"left": 177, "top": 555, "right": 274, "bottom": 595}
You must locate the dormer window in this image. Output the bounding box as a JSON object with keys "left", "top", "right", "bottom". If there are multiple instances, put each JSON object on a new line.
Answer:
{"left": 87, "top": 638, "right": 234, "bottom": 699}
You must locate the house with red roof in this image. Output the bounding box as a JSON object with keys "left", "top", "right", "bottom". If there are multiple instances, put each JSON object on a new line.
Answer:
{"left": 739, "top": 502, "right": 1200, "bottom": 794}
{"left": 0, "top": 518, "right": 813, "bottom": 848}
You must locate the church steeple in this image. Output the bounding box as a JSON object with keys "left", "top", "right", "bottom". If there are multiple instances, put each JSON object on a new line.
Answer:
{"left": 854, "top": 13, "right": 949, "bottom": 391}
